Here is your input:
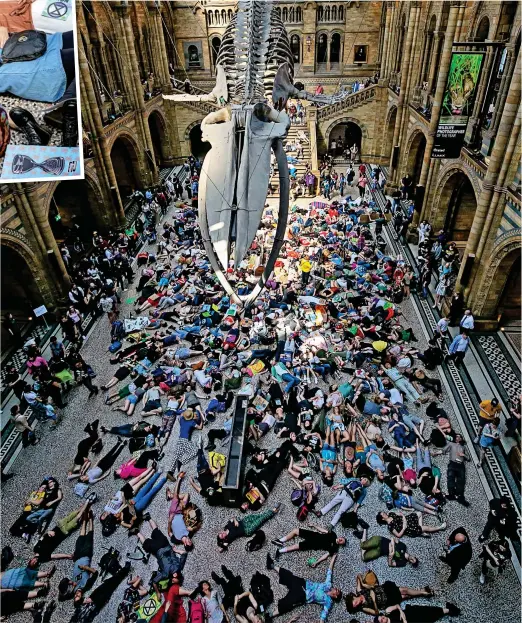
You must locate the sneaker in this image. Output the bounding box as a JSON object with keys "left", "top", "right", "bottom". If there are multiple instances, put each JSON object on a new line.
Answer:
{"left": 142, "top": 512, "right": 151, "bottom": 521}
{"left": 479, "top": 573, "right": 485, "bottom": 585}
{"left": 271, "top": 539, "right": 284, "bottom": 547}
{"left": 274, "top": 549, "right": 281, "bottom": 560}
{"left": 266, "top": 553, "right": 274, "bottom": 570}
{"left": 352, "top": 530, "right": 364, "bottom": 540}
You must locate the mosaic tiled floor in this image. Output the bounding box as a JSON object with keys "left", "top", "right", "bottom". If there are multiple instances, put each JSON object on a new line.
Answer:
{"left": 1, "top": 196, "right": 520, "bottom": 623}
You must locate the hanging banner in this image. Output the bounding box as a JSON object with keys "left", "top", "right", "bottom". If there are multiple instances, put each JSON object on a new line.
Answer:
{"left": 432, "top": 52, "right": 485, "bottom": 159}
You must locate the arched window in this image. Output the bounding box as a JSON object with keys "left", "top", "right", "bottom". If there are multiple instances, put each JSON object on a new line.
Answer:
{"left": 283, "top": 7, "right": 288, "bottom": 22}
{"left": 221, "top": 9, "right": 226, "bottom": 24}
{"left": 214, "top": 10, "right": 219, "bottom": 25}
{"left": 325, "top": 6, "right": 330, "bottom": 21}
{"left": 317, "top": 33, "right": 328, "bottom": 63}
{"left": 289, "top": 7, "right": 295, "bottom": 22}
{"left": 188, "top": 44, "right": 200, "bottom": 68}
{"left": 296, "top": 7, "right": 302, "bottom": 21}
{"left": 228, "top": 9, "right": 233, "bottom": 21}
{"left": 339, "top": 6, "right": 344, "bottom": 21}
{"left": 211, "top": 36, "right": 221, "bottom": 67}
{"left": 290, "top": 34, "right": 300, "bottom": 63}
{"left": 207, "top": 11, "right": 213, "bottom": 26}
{"left": 330, "top": 32, "right": 341, "bottom": 63}
{"left": 475, "top": 16, "right": 490, "bottom": 41}
{"left": 317, "top": 6, "right": 323, "bottom": 21}
{"left": 332, "top": 6, "right": 337, "bottom": 21}
{"left": 330, "top": 32, "right": 341, "bottom": 64}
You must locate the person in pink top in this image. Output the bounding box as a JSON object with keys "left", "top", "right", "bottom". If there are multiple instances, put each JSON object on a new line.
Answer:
{"left": 26, "top": 354, "right": 49, "bottom": 376}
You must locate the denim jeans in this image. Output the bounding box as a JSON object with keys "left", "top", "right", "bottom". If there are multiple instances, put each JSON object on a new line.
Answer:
{"left": 134, "top": 473, "right": 167, "bottom": 512}
{"left": 26, "top": 508, "right": 54, "bottom": 526}
{"left": 281, "top": 373, "right": 300, "bottom": 393}
{"left": 109, "top": 424, "right": 134, "bottom": 437}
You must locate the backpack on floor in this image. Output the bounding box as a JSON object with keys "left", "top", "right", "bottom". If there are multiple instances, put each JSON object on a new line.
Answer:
{"left": 188, "top": 598, "right": 205, "bottom": 623}
{"left": 109, "top": 341, "right": 122, "bottom": 353}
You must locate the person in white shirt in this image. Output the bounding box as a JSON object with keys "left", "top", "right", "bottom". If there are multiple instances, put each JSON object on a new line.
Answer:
{"left": 459, "top": 310, "right": 475, "bottom": 332}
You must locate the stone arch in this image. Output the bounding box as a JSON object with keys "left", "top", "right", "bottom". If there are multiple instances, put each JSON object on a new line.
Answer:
{"left": 42, "top": 167, "right": 104, "bottom": 221}
{"left": 404, "top": 128, "right": 427, "bottom": 186}
{"left": 210, "top": 35, "right": 221, "bottom": 67}
{"left": 0, "top": 230, "right": 55, "bottom": 325}
{"left": 316, "top": 31, "right": 328, "bottom": 65}
{"left": 329, "top": 31, "right": 342, "bottom": 65}
{"left": 48, "top": 177, "right": 108, "bottom": 242}
{"left": 474, "top": 14, "right": 490, "bottom": 41}
{"left": 288, "top": 32, "right": 301, "bottom": 64}
{"left": 472, "top": 231, "right": 522, "bottom": 319}
{"left": 109, "top": 130, "right": 146, "bottom": 199}
{"left": 184, "top": 119, "right": 205, "bottom": 142}
{"left": 383, "top": 105, "right": 397, "bottom": 160}
{"left": 147, "top": 108, "right": 170, "bottom": 166}
{"left": 324, "top": 118, "right": 366, "bottom": 158}
{"left": 430, "top": 164, "right": 479, "bottom": 241}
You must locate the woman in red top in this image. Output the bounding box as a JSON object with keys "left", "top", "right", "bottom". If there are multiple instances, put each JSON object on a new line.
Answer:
{"left": 151, "top": 571, "right": 191, "bottom": 623}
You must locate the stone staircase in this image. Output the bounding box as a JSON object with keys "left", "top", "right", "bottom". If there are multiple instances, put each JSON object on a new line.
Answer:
{"left": 268, "top": 123, "right": 312, "bottom": 198}
{"left": 316, "top": 85, "right": 377, "bottom": 122}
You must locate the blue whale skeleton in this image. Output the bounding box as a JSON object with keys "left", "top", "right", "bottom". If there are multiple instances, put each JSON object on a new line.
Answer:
{"left": 164, "top": 1, "right": 342, "bottom": 306}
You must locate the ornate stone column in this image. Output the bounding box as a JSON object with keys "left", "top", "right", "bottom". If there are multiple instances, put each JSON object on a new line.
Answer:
{"left": 426, "top": 31, "right": 443, "bottom": 94}
{"left": 149, "top": 3, "right": 172, "bottom": 93}
{"left": 458, "top": 48, "right": 521, "bottom": 297}
{"left": 380, "top": 2, "right": 394, "bottom": 79}
{"left": 23, "top": 184, "right": 71, "bottom": 289}
{"left": 114, "top": 3, "right": 158, "bottom": 185}
{"left": 481, "top": 43, "right": 516, "bottom": 155}
{"left": 78, "top": 33, "right": 126, "bottom": 228}
{"left": 387, "top": 2, "right": 420, "bottom": 185}
{"left": 411, "top": 2, "right": 461, "bottom": 227}
{"left": 464, "top": 44, "right": 494, "bottom": 145}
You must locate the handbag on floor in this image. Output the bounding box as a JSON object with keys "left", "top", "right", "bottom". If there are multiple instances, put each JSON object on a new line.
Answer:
{"left": 1, "top": 30, "right": 47, "bottom": 63}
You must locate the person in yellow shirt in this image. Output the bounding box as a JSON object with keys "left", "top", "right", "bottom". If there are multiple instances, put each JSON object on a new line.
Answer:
{"left": 475, "top": 397, "right": 502, "bottom": 443}
{"left": 299, "top": 257, "right": 312, "bottom": 286}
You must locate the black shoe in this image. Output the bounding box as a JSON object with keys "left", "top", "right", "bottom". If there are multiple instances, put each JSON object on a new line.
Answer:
{"left": 266, "top": 553, "right": 275, "bottom": 570}
{"left": 457, "top": 497, "right": 470, "bottom": 507}
{"left": 62, "top": 99, "right": 78, "bottom": 146}
{"left": 205, "top": 443, "right": 216, "bottom": 451}
{"left": 142, "top": 512, "right": 151, "bottom": 521}
{"left": 352, "top": 530, "right": 364, "bottom": 540}
{"left": 43, "top": 100, "right": 67, "bottom": 128}
{"left": 446, "top": 603, "right": 461, "bottom": 616}
{"left": 9, "top": 107, "right": 51, "bottom": 145}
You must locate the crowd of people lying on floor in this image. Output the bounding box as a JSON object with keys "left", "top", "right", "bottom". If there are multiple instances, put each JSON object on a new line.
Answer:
{"left": 2, "top": 165, "right": 519, "bottom": 623}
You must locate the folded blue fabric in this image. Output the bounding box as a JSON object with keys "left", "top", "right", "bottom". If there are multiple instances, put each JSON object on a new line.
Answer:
{"left": 0, "top": 33, "right": 66, "bottom": 103}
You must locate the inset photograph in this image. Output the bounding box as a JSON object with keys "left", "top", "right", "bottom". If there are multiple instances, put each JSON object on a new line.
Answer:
{"left": 0, "top": 0, "right": 82, "bottom": 181}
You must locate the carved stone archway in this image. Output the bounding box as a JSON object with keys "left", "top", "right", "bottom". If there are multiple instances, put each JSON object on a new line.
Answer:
{"left": 471, "top": 231, "right": 522, "bottom": 319}
{"left": 0, "top": 228, "right": 58, "bottom": 309}
{"left": 428, "top": 161, "right": 481, "bottom": 233}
